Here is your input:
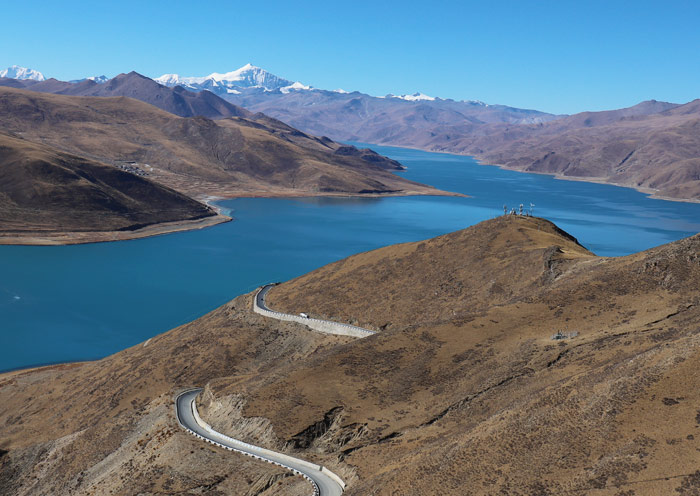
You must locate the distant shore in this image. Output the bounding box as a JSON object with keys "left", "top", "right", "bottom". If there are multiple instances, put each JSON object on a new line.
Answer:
{"left": 472, "top": 158, "right": 700, "bottom": 205}
{"left": 362, "top": 141, "right": 700, "bottom": 205}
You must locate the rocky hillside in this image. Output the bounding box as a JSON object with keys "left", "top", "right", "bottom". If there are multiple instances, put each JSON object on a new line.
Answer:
{"left": 2, "top": 216, "right": 700, "bottom": 494}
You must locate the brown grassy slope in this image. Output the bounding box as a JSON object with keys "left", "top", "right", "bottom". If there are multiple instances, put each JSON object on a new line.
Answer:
{"left": 267, "top": 216, "right": 593, "bottom": 331}
{"left": 236, "top": 216, "right": 700, "bottom": 494}
{"left": 0, "top": 295, "right": 353, "bottom": 495}
{"left": 3, "top": 217, "right": 700, "bottom": 495}
{"left": 0, "top": 132, "right": 217, "bottom": 234}
{"left": 0, "top": 87, "right": 448, "bottom": 199}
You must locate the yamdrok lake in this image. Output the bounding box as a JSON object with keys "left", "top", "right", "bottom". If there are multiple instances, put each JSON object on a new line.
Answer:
{"left": 2, "top": 144, "right": 700, "bottom": 371}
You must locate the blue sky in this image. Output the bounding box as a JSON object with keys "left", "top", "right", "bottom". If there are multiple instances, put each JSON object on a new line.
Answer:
{"left": 2, "top": 0, "right": 698, "bottom": 114}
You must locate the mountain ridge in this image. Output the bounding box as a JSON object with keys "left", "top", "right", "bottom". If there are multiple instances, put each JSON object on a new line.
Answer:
{"left": 4, "top": 64, "right": 698, "bottom": 201}
{"left": 0, "top": 71, "right": 252, "bottom": 120}
{"left": 0, "top": 86, "right": 448, "bottom": 209}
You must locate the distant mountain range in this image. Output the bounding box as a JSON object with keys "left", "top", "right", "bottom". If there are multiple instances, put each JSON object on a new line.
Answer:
{"left": 152, "top": 63, "right": 557, "bottom": 125}
{"left": 3, "top": 64, "right": 700, "bottom": 201}
{"left": 0, "top": 71, "right": 251, "bottom": 120}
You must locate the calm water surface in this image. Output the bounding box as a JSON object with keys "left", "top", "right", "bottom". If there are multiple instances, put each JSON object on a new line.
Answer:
{"left": 2, "top": 144, "right": 700, "bottom": 371}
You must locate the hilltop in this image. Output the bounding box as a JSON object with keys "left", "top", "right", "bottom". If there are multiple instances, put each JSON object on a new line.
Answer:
{"left": 2, "top": 216, "right": 700, "bottom": 494}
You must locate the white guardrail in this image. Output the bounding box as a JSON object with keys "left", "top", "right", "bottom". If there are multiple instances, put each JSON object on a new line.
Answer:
{"left": 175, "top": 389, "right": 346, "bottom": 495}
{"left": 254, "top": 284, "right": 375, "bottom": 339}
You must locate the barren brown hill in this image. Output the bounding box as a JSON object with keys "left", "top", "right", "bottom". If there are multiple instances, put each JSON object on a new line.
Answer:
{"left": 367, "top": 99, "right": 699, "bottom": 202}
{"left": 0, "top": 86, "right": 446, "bottom": 201}
{"left": 0, "top": 131, "right": 224, "bottom": 244}
{"left": 440, "top": 100, "right": 700, "bottom": 201}
{"left": 3, "top": 216, "right": 700, "bottom": 495}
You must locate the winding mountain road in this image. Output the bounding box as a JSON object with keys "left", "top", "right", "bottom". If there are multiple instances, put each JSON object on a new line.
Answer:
{"left": 255, "top": 283, "right": 376, "bottom": 338}
{"left": 175, "top": 284, "right": 375, "bottom": 494}
{"left": 176, "top": 388, "right": 344, "bottom": 496}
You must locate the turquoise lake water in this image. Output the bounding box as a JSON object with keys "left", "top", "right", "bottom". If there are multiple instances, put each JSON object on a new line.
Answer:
{"left": 2, "top": 143, "right": 700, "bottom": 372}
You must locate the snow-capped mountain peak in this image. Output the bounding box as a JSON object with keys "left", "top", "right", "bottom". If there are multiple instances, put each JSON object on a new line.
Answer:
{"left": 154, "top": 73, "right": 183, "bottom": 85}
{"left": 87, "top": 75, "right": 109, "bottom": 83}
{"left": 154, "top": 64, "right": 310, "bottom": 96}
{"left": 70, "top": 75, "right": 109, "bottom": 84}
{"left": 393, "top": 92, "right": 436, "bottom": 102}
{"left": 0, "top": 65, "right": 45, "bottom": 81}
{"left": 206, "top": 63, "right": 259, "bottom": 82}
{"left": 280, "top": 81, "right": 312, "bottom": 94}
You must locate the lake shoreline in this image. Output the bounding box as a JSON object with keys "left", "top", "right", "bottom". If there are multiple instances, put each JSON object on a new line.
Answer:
{"left": 0, "top": 188, "right": 465, "bottom": 246}
{"left": 0, "top": 214, "right": 232, "bottom": 246}
{"left": 361, "top": 141, "right": 700, "bottom": 204}
{"left": 3, "top": 144, "right": 700, "bottom": 372}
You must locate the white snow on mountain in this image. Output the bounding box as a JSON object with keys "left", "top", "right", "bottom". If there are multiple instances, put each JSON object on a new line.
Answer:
{"left": 334, "top": 88, "right": 349, "bottom": 94}
{"left": 154, "top": 73, "right": 189, "bottom": 86}
{"left": 154, "top": 63, "right": 312, "bottom": 95}
{"left": 393, "top": 92, "right": 436, "bottom": 101}
{"left": 0, "top": 65, "right": 45, "bottom": 81}
{"left": 70, "top": 75, "right": 109, "bottom": 84}
{"left": 280, "top": 81, "right": 312, "bottom": 94}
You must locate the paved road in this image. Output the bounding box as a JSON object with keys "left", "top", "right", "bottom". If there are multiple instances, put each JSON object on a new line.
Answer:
{"left": 176, "top": 388, "right": 344, "bottom": 496}
{"left": 256, "top": 284, "right": 375, "bottom": 338}
{"left": 256, "top": 283, "right": 274, "bottom": 309}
